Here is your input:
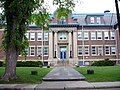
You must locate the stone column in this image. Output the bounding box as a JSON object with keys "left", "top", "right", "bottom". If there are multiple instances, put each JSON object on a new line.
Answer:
{"left": 68, "top": 31, "right": 72, "bottom": 58}
{"left": 73, "top": 30, "right": 78, "bottom": 64}
{"left": 54, "top": 31, "right": 58, "bottom": 58}
{"left": 48, "top": 31, "right": 53, "bottom": 64}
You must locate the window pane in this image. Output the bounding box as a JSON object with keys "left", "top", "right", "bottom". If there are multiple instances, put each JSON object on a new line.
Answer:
{"left": 111, "top": 46, "right": 116, "bottom": 55}
{"left": 105, "top": 46, "right": 110, "bottom": 55}
{"left": 30, "top": 33, "right": 35, "bottom": 41}
{"left": 37, "top": 33, "right": 42, "bottom": 40}
{"left": 110, "top": 31, "right": 115, "bottom": 40}
{"left": 30, "top": 46, "right": 35, "bottom": 56}
{"left": 96, "top": 17, "right": 101, "bottom": 24}
{"left": 44, "top": 47, "right": 48, "bottom": 55}
{"left": 91, "top": 46, "right": 97, "bottom": 55}
{"left": 90, "top": 17, "right": 95, "bottom": 24}
{"left": 97, "top": 31, "right": 102, "bottom": 40}
{"left": 84, "top": 32, "right": 89, "bottom": 40}
{"left": 44, "top": 32, "right": 48, "bottom": 40}
{"left": 91, "top": 32, "right": 96, "bottom": 40}
{"left": 78, "top": 32, "right": 82, "bottom": 40}
{"left": 104, "top": 31, "right": 109, "bottom": 40}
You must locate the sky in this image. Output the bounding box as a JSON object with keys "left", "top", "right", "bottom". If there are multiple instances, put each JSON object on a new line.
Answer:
{"left": 44, "top": 0, "right": 120, "bottom": 14}
{"left": 0, "top": 0, "right": 120, "bottom": 14}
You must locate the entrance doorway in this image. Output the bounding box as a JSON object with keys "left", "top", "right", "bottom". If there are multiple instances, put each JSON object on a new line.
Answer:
{"left": 60, "top": 46, "right": 67, "bottom": 60}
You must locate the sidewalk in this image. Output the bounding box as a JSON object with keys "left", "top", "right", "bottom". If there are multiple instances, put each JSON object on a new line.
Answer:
{"left": 0, "top": 66, "right": 120, "bottom": 90}
{"left": 0, "top": 81, "right": 120, "bottom": 90}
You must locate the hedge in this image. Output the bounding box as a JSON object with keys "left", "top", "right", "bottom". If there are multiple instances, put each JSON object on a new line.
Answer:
{"left": 16, "top": 61, "right": 43, "bottom": 67}
{"left": 91, "top": 59, "right": 116, "bottom": 66}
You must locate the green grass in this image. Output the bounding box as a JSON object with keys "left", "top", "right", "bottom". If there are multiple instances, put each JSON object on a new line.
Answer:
{"left": 75, "top": 66, "right": 120, "bottom": 82}
{"left": 0, "top": 67, "right": 52, "bottom": 84}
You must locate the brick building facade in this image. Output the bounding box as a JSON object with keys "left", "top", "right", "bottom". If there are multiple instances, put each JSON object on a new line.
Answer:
{"left": 0, "top": 13, "right": 120, "bottom": 66}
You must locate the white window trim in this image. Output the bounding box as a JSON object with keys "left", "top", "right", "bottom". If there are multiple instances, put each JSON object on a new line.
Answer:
{"left": 97, "top": 31, "right": 102, "bottom": 40}
{"left": 104, "top": 31, "right": 109, "bottom": 40}
{"left": 30, "top": 46, "right": 35, "bottom": 56}
{"left": 91, "top": 32, "right": 96, "bottom": 40}
{"left": 104, "top": 46, "right": 110, "bottom": 55}
{"left": 83, "top": 31, "right": 89, "bottom": 40}
{"left": 110, "top": 31, "right": 115, "bottom": 40}
{"left": 91, "top": 46, "right": 97, "bottom": 56}
{"left": 111, "top": 46, "right": 116, "bottom": 55}
{"left": 97, "top": 46, "right": 103, "bottom": 56}
{"left": 78, "top": 45, "right": 89, "bottom": 56}
{"left": 30, "top": 32, "right": 35, "bottom": 41}
{"left": 37, "top": 32, "right": 42, "bottom": 41}
{"left": 37, "top": 46, "right": 42, "bottom": 56}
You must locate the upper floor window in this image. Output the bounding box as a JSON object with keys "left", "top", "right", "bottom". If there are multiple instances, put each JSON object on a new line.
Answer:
{"left": 97, "top": 31, "right": 102, "bottom": 40}
{"left": 30, "top": 32, "right": 35, "bottom": 41}
{"left": 78, "top": 31, "right": 82, "bottom": 40}
{"left": 37, "top": 32, "right": 42, "bottom": 41}
{"left": 96, "top": 17, "right": 101, "bottom": 24}
{"left": 90, "top": 17, "right": 95, "bottom": 24}
{"left": 104, "top": 31, "right": 109, "bottom": 40}
{"left": 59, "top": 32, "right": 67, "bottom": 40}
{"left": 91, "top": 32, "right": 96, "bottom": 40}
{"left": 84, "top": 31, "right": 89, "bottom": 40}
{"left": 44, "top": 32, "right": 48, "bottom": 41}
{"left": 110, "top": 31, "right": 115, "bottom": 40}
{"left": 59, "top": 17, "right": 67, "bottom": 24}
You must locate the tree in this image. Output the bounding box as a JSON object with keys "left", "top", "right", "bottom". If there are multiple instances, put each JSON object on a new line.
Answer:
{"left": 0, "top": 0, "right": 44, "bottom": 81}
{"left": 0, "top": 0, "right": 76, "bottom": 82}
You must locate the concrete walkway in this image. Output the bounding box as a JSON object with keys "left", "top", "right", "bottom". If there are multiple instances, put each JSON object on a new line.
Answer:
{"left": 0, "top": 66, "right": 120, "bottom": 90}
{"left": 43, "top": 67, "right": 86, "bottom": 81}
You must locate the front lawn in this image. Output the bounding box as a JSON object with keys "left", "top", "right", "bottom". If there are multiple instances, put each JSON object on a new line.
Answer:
{"left": 75, "top": 66, "right": 120, "bottom": 82}
{"left": 0, "top": 67, "right": 52, "bottom": 84}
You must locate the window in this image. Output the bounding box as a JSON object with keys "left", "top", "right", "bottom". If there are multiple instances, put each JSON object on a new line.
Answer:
{"left": 84, "top": 46, "right": 89, "bottom": 55}
{"left": 25, "top": 33, "right": 29, "bottom": 40}
{"left": 37, "top": 33, "right": 42, "bottom": 41}
{"left": 30, "top": 33, "right": 35, "bottom": 41}
{"left": 84, "top": 32, "right": 89, "bottom": 40}
{"left": 44, "top": 47, "right": 48, "bottom": 55}
{"left": 96, "top": 17, "right": 101, "bottom": 24}
{"left": 104, "top": 31, "right": 109, "bottom": 40}
{"left": 30, "top": 46, "right": 35, "bottom": 56}
{"left": 44, "top": 32, "right": 48, "bottom": 40}
{"left": 91, "top": 32, "right": 96, "bottom": 40}
{"left": 78, "top": 46, "right": 82, "bottom": 55}
{"left": 91, "top": 46, "right": 97, "bottom": 55}
{"left": 111, "top": 46, "right": 116, "bottom": 55}
{"left": 97, "top": 31, "right": 102, "bottom": 40}
{"left": 98, "top": 46, "right": 103, "bottom": 55}
{"left": 78, "top": 32, "right": 82, "bottom": 40}
{"left": 37, "top": 47, "right": 41, "bottom": 56}
{"left": 105, "top": 46, "right": 110, "bottom": 55}
{"left": 59, "top": 32, "right": 67, "bottom": 40}
{"left": 90, "top": 17, "right": 95, "bottom": 24}
{"left": 110, "top": 31, "right": 115, "bottom": 40}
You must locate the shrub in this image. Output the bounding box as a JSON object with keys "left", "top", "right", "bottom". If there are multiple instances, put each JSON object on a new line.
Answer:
{"left": 91, "top": 59, "right": 116, "bottom": 66}
{"left": 16, "top": 61, "right": 43, "bottom": 67}
{"left": 0, "top": 61, "right": 3, "bottom": 67}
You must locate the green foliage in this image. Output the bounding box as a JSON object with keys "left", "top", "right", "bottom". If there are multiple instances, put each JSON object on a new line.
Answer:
{"left": 53, "top": 0, "right": 75, "bottom": 19}
{"left": 16, "top": 61, "right": 43, "bottom": 67}
{"left": 91, "top": 59, "right": 116, "bottom": 66}
{"left": 1, "top": 0, "right": 45, "bottom": 54}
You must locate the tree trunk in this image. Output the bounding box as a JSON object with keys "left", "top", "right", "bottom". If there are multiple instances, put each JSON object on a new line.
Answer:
{"left": 2, "top": 45, "right": 18, "bottom": 81}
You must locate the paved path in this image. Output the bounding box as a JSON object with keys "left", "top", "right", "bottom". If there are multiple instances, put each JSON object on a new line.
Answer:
{"left": 43, "top": 67, "right": 86, "bottom": 81}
